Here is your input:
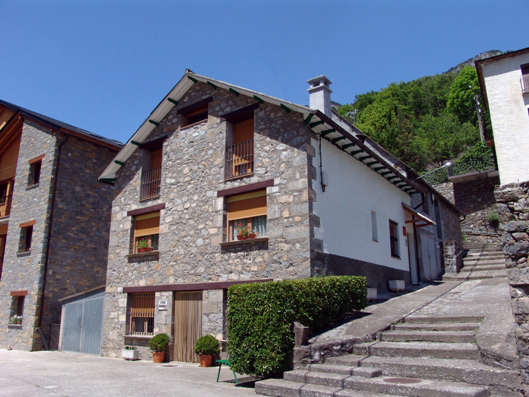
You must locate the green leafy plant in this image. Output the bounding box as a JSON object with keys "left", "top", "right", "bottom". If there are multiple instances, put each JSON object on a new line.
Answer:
{"left": 487, "top": 211, "right": 499, "bottom": 225}
{"left": 9, "top": 315, "right": 22, "bottom": 325}
{"left": 236, "top": 223, "right": 251, "bottom": 238}
{"left": 194, "top": 335, "right": 220, "bottom": 355}
{"left": 148, "top": 333, "right": 170, "bottom": 352}
{"left": 124, "top": 345, "right": 137, "bottom": 350}
{"left": 227, "top": 276, "right": 366, "bottom": 377}
{"left": 136, "top": 238, "right": 149, "bottom": 249}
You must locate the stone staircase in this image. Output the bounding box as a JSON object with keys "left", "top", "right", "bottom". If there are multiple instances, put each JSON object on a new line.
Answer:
{"left": 255, "top": 316, "right": 521, "bottom": 397}
{"left": 443, "top": 242, "right": 507, "bottom": 281}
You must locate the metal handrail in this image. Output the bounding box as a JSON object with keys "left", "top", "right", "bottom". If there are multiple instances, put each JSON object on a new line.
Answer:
{"left": 225, "top": 139, "right": 254, "bottom": 179}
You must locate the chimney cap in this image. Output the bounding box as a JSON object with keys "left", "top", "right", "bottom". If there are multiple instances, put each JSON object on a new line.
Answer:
{"left": 307, "top": 75, "right": 332, "bottom": 88}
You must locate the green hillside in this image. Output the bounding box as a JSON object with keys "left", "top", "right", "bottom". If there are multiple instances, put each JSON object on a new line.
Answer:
{"left": 336, "top": 52, "right": 501, "bottom": 173}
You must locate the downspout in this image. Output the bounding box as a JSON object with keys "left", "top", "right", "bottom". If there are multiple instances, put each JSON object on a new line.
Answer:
{"left": 36, "top": 133, "right": 69, "bottom": 350}
{"left": 319, "top": 134, "right": 325, "bottom": 192}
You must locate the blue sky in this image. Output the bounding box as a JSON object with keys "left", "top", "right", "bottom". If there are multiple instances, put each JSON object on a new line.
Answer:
{"left": 1, "top": 0, "right": 527, "bottom": 144}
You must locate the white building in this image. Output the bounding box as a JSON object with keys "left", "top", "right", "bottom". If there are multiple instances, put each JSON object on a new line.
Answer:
{"left": 476, "top": 47, "right": 529, "bottom": 185}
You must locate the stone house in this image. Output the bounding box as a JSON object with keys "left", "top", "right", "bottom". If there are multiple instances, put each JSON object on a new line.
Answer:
{"left": 98, "top": 71, "right": 462, "bottom": 361}
{"left": 0, "top": 100, "right": 122, "bottom": 351}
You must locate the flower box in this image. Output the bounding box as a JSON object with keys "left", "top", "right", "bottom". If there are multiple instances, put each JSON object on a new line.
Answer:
{"left": 388, "top": 279, "right": 405, "bottom": 293}
{"left": 122, "top": 348, "right": 140, "bottom": 360}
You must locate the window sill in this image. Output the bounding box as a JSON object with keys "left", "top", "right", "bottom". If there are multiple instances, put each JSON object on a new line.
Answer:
{"left": 8, "top": 324, "right": 22, "bottom": 329}
{"left": 181, "top": 120, "right": 207, "bottom": 130}
{"left": 391, "top": 255, "right": 401, "bottom": 260}
{"left": 26, "top": 183, "right": 40, "bottom": 190}
{"left": 127, "top": 251, "right": 160, "bottom": 262}
{"left": 224, "top": 173, "right": 254, "bottom": 182}
{"left": 220, "top": 237, "right": 269, "bottom": 248}
{"left": 17, "top": 251, "right": 31, "bottom": 257}
{"left": 139, "top": 195, "right": 160, "bottom": 203}
{"left": 124, "top": 334, "right": 153, "bottom": 340}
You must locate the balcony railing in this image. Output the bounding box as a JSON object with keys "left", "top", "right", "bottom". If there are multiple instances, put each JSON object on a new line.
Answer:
{"left": 140, "top": 166, "right": 161, "bottom": 200}
{"left": 225, "top": 139, "right": 254, "bottom": 179}
{"left": 0, "top": 194, "right": 12, "bottom": 218}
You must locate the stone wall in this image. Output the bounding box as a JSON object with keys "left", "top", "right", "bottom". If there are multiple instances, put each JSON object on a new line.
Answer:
{"left": 495, "top": 181, "right": 529, "bottom": 388}
{"left": 40, "top": 136, "right": 118, "bottom": 342}
{"left": 101, "top": 82, "right": 313, "bottom": 357}
{"left": 0, "top": 121, "right": 58, "bottom": 350}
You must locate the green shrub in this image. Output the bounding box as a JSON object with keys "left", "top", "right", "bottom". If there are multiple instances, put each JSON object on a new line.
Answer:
{"left": 148, "top": 333, "right": 170, "bottom": 352}
{"left": 227, "top": 276, "right": 366, "bottom": 377}
{"left": 194, "top": 335, "right": 220, "bottom": 355}
{"left": 487, "top": 211, "right": 499, "bottom": 225}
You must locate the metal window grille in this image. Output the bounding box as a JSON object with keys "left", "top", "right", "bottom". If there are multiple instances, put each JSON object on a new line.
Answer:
{"left": 128, "top": 293, "right": 155, "bottom": 336}
{"left": 140, "top": 166, "right": 161, "bottom": 200}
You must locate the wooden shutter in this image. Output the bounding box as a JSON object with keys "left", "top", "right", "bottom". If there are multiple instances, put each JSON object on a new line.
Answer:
{"left": 233, "top": 119, "right": 253, "bottom": 144}
{"left": 151, "top": 149, "right": 163, "bottom": 169}
{"left": 134, "top": 212, "right": 160, "bottom": 238}
{"left": 227, "top": 190, "right": 266, "bottom": 221}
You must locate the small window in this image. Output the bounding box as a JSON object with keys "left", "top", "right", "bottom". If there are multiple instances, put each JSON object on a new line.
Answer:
{"left": 225, "top": 118, "right": 254, "bottom": 179}
{"left": 133, "top": 212, "right": 160, "bottom": 253}
{"left": 0, "top": 183, "right": 7, "bottom": 204}
{"left": 227, "top": 190, "right": 266, "bottom": 241}
{"left": 19, "top": 225, "right": 33, "bottom": 253}
{"left": 28, "top": 160, "right": 42, "bottom": 186}
{"left": 10, "top": 296, "right": 24, "bottom": 325}
{"left": 389, "top": 220, "right": 400, "bottom": 258}
{"left": 0, "top": 234, "right": 5, "bottom": 278}
{"left": 185, "top": 107, "right": 208, "bottom": 126}
{"left": 127, "top": 293, "right": 154, "bottom": 336}
{"left": 521, "top": 63, "right": 529, "bottom": 94}
{"left": 371, "top": 211, "right": 378, "bottom": 242}
{"left": 178, "top": 97, "right": 212, "bottom": 128}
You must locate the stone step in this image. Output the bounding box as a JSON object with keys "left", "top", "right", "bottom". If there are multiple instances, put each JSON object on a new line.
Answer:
{"left": 392, "top": 322, "right": 480, "bottom": 332}
{"left": 464, "top": 253, "right": 504, "bottom": 259}
{"left": 307, "top": 364, "right": 382, "bottom": 378}
{"left": 443, "top": 270, "right": 507, "bottom": 281}
{"left": 343, "top": 374, "right": 489, "bottom": 397}
{"left": 459, "top": 265, "right": 506, "bottom": 272}
{"left": 255, "top": 379, "right": 394, "bottom": 397}
{"left": 353, "top": 341, "right": 479, "bottom": 360}
{"left": 358, "top": 356, "right": 521, "bottom": 389}
{"left": 463, "top": 259, "right": 505, "bottom": 266}
{"left": 402, "top": 316, "right": 483, "bottom": 324}
{"left": 279, "top": 370, "right": 489, "bottom": 397}
{"left": 326, "top": 354, "right": 367, "bottom": 367}
{"left": 379, "top": 330, "right": 476, "bottom": 343}
{"left": 285, "top": 369, "right": 383, "bottom": 387}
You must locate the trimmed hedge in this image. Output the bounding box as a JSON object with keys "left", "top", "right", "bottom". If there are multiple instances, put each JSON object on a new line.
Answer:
{"left": 227, "top": 276, "right": 366, "bottom": 377}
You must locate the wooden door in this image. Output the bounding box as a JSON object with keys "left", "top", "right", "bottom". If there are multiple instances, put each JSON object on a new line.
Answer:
{"left": 173, "top": 291, "right": 202, "bottom": 362}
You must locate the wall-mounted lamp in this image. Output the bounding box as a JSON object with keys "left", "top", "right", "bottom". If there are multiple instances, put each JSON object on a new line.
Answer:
{"left": 412, "top": 161, "right": 452, "bottom": 182}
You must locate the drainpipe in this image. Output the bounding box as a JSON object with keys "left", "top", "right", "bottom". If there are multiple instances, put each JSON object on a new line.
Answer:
{"left": 36, "top": 133, "right": 69, "bottom": 350}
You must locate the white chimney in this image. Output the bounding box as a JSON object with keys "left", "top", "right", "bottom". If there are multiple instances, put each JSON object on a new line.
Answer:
{"left": 307, "top": 75, "right": 332, "bottom": 117}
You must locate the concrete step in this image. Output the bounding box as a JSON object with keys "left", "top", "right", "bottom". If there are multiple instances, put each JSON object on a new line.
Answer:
{"left": 460, "top": 265, "right": 506, "bottom": 272}
{"left": 353, "top": 341, "right": 479, "bottom": 360}
{"left": 443, "top": 270, "right": 507, "bottom": 281}
{"left": 392, "top": 322, "right": 480, "bottom": 332}
{"left": 379, "top": 330, "right": 476, "bottom": 343}
{"left": 464, "top": 253, "right": 504, "bottom": 259}
{"left": 402, "top": 316, "right": 483, "bottom": 324}
{"left": 463, "top": 259, "right": 505, "bottom": 266}
{"left": 285, "top": 369, "right": 383, "bottom": 387}
{"left": 307, "top": 364, "right": 382, "bottom": 378}
{"left": 358, "top": 356, "right": 520, "bottom": 389}
{"left": 255, "top": 379, "right": 394, "bottom": 397}
{"left": 343, "top": 374, "right": 489, "bottom": 397}
{"left": 326, "top": 354, "right": 367, "bottom": 367}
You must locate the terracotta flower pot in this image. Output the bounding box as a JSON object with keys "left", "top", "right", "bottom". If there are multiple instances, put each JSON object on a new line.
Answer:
{"left": 153, "top": 351, "right": 165, "bottom": 363}
{"left": 237, "top": 234, "right": 248, "bottom": 240}
{"left": 249, "top": 233, "right": 257, "bottom": 239}
{"left": 199, "top": 354, "right": 213, "bottom": 367}
{"left": 138, "top": 247, "right": 153, "bottom": 253}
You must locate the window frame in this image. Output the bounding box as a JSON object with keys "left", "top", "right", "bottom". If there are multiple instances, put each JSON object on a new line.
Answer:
{"left": 127, "top": 292, "right": 155, "bottom": 336}
{"left": 371, "top": 211, "right": 378, "bottom": 242}
{"left": 389, "top": 220, "right": 400, "bottom": 258}
{"left": 18, "top": 225, "right": 33, "bottom": 253}
{"left": 9, "top": 295, "right": 25, "bottom": 325}
{"left": 132, "top": 211, "right": 160, "bottom": 254}
{"left": 226, "top": 190, "right": 267, "bottom": 242}
{"left": 177, "top": 97, "right": 213, "bottom": 128}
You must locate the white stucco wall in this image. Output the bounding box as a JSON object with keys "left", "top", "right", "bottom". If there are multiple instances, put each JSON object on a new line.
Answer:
{"left": 482, "top": 53, "right": 529, "bottom": 185}
{"left": 312, "top": 138, "right": 411, "bottom": 272}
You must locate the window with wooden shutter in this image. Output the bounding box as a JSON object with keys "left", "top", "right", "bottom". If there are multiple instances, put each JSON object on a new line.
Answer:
{"left": 18, "top": 225, "right": 33, "bottom": 253}
{"left": 133, "top": 212, "right": 160, "bottom": 253}
{"left": 128, "top": 293, "right": 155, "bottom": 335}
{"left": 227, "top": 190, "right": 266, "bottom": 241}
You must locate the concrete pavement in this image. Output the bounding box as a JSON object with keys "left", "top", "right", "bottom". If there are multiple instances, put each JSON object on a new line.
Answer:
{"left": 0, "top": 350, "right": 256, "bottom": 397}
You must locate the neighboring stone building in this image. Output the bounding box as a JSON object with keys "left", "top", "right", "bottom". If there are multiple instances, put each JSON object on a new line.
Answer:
{"left": 0, "top": 100, "right": 122, "bottom": 351}
{"left": 98, "top": 71, "right": 462, "bottom": 361}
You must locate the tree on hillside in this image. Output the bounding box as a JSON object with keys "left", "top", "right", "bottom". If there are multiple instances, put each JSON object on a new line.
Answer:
{"left": 446, "top": 66, "right": 482, "bottom": 125}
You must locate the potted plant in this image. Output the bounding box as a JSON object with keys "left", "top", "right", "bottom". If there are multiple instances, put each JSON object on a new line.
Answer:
{"left": 9, "top": 315, "right": 22, "bottom": 325}
{"left": 136, "top": 238, "right": 152, "bottom": 253}
{"left": 236, "top": 223, "right": 249, "bottom": 240}
{"left": 148, "top": 333, "right": 170, "bottom": 363}
{"left": 194, "top": 334, "right": 220, "bottom": 367}
{"left": 122, "top": 345, "right": 140, "bottom": 361}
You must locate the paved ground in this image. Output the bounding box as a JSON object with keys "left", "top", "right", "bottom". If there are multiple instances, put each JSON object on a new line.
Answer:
{"left": 0, "top": 350, "right": 256, "bottom": 397}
